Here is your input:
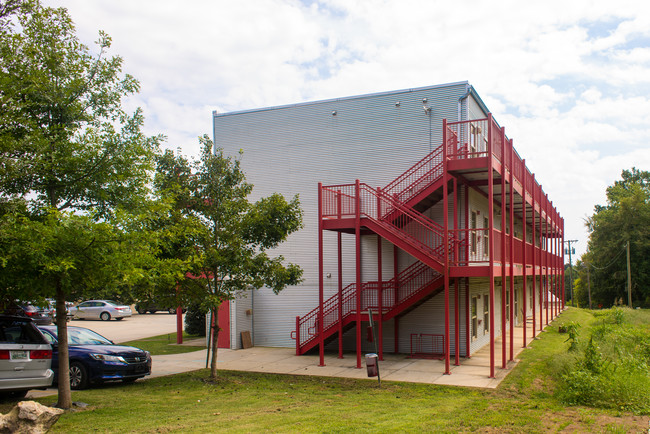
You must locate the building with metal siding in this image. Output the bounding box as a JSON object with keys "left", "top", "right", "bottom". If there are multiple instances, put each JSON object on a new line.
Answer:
{"left": 212, "top": 81, "right": 565, "bottom": 378}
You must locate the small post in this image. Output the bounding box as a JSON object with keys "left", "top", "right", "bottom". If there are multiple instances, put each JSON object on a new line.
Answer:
{"left": 367, "top": 308, "right": 381, "bottom": 387}
{"left": 626, "top": 240, "right": 632, "bottom": 307}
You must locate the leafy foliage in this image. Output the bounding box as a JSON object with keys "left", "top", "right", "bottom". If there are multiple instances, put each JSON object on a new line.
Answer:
{"left": 0, "top": 0, "right": 161, "bottom": 408}
{"left": 184, "top": 303, "right": 207, "bottom": 336}
{"left": 580, "top": 168, "right": 650, "bottom": 308}
{"left": 153, "top": 136, "right": 303, "bottom": 378}
{"left": 556, "top": 308, "right": 650, "bottom": 413}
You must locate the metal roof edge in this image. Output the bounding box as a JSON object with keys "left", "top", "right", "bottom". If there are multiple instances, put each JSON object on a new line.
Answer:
{"left": 466, "top": 85, "right": 491, "bottom": 117}
{"left": 213, "top": 80, "right": 470, "bottom": 117}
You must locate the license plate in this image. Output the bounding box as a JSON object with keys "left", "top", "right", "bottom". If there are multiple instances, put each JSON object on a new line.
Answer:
{"left": 10, "top": 351, "right": 28, "bottom": 360}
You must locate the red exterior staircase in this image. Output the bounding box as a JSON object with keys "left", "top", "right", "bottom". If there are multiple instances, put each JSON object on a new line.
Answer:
{"left": 292, "top": 262, "right": 444, "bottom": 355}
{"left": 292, "top": 142, "right": 457, "bottom": 355}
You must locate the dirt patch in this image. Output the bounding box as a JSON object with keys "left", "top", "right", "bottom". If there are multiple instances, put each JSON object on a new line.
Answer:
{"left": 542, "top": 407, "right": 648, "bottom": 433}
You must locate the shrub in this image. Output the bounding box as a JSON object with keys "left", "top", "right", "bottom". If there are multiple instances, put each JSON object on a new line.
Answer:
{"left": 185, "top": 304, "right": 207, "bottom": 336}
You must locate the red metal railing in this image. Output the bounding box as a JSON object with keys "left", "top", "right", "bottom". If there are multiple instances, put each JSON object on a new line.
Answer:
{"left": 409, "top": 333, "right": 445, "bottom": 359}
{"left": 382, "top": 146, "right": 444, "bottom": 204}
{"left": 322, "top": 183, "right": 454, "bottom": 265}
{"left": 446, "top": 118, "right": 490, "bottom": 160}
{"left": 293, "top": 261, "right": 442, "bottom": 353}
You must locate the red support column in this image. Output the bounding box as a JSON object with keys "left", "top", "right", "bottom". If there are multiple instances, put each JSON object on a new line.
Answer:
{"left": 337, "top": 191, "right": 344, "bottom": 359}
{"left": 509, "top": 139, "right": 514, "bottom": 362}
{"left": 295, "top": 316, "right": 300, "bottom": 356}
{"left": 531, "top": 175, "right": 536, "bottom": 339}
{"left": 377, "top": 234, "right": 383, "bottom": 361}
{"left": 465, "top": 186, "right": 471, "bottom": 358}
{"left": 522, "top": 159, "right": 528, "bottom": 347}
{"left": 500, "top": 127, "right": 507, "bottom": 370}
{"left": 355, "top": 179, "right": 362, "bottom": 369}
{"left": 562, "top": 219, "right": 566, "bottom": 310}
{"left": 454, "top": 176, "right": 459, "bottom": 366}
{"left": 465, "top": 278, "right": 471, "bottom": 358}
{"left": 487, "top": 114, "right": 496, "bottom": 378}
{"left": 394, "top": 244, "right": 399, "bottom": 354}
{"left": 443, "top": 119, "right": 451, "bottom": 375}
{"left": 561, "top": 219, "right": 566, "bottom": 310}
{"left": 318, "top": 182, "right": 325, "bottom": 366}
{"left": 544, "top": 195, "right": 549, "bottom": 326}
{"left": 537, "top": 185, "right": 545, "bottom": 333}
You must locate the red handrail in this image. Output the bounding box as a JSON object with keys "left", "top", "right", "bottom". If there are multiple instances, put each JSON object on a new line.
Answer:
{"left": 293, "top": 261, "right": 442, "bottom": 352}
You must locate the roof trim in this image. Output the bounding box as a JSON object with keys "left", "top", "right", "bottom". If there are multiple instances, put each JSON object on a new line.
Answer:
{"left": 213, "top": 80, "right": 470, "bottom": 117}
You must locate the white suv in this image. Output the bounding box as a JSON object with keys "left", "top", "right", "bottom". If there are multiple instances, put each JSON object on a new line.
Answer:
{"left": 0, "top": 315, "right": 54, "bottom": 399}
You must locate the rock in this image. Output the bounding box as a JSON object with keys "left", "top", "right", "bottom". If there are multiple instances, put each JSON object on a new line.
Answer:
{"left": 0, "top": 400, "right": 64, "bottom": 433}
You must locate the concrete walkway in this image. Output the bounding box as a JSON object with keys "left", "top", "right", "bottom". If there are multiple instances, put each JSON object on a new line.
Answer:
{"left": 28, "top": 308, "right": 563, "bottom": 398}
{"left": 153, "top": 309, "right": 562, "bottom": 389}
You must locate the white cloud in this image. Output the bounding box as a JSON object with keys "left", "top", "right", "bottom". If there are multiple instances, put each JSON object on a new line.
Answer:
{"left": 42, "top": 0, "right": 650, "bottom": 258}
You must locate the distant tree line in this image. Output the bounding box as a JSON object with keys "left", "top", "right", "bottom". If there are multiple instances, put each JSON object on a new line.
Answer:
{"left": 572, "top": 168, "right": 650, "bottom": 308}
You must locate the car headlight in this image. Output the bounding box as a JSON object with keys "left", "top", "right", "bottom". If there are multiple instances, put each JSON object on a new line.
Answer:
{"left": 89, "top": 354, "right": 127, "bottom": 363}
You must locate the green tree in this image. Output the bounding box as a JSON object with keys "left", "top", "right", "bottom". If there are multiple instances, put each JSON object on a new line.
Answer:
{"left": 154, "top": 137, "right": 303, "bottom": 379}
{"left": 583, "top": 168, "right": 650, "bottom": 308}
{"left": 0, "top": 0, "right": 160, "bottom": 408}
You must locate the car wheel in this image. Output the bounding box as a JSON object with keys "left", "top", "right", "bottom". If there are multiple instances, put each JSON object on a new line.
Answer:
{"left": 168, "top": 308, "right": 176, "bottom": 314}
{"left": 100, "top": 312, "right": 111, "bottom": 321}
{"left": 136, "top": 306, "right": 146, "bottom": 314}
{"left": 115, "top": 317, "right": 124, "bottom": 321}
{"left": 69, "top": 362, "right": 88, "bottom": 390}
{"left": 5, "top": 390, "right": 28, "bottom": 399}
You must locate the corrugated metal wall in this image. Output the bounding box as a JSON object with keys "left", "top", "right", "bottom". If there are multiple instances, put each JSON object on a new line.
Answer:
{"left": 214, "top": 81, "right": 483, "bottom": 348}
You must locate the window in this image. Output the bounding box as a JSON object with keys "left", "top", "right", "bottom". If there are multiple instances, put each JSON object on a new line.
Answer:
{"left": 471, "top": 296, "right": 478, "bottom": 340}
{"left": 483, "top": 294, "right": 490, "bottom": 333}
{"left": 483, "top": 216, "right": 489, "bottom": 257}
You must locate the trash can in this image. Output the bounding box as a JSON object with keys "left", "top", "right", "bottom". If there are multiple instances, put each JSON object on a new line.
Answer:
{"left": 365, "top": 353, "right": 378, "bottom": 377}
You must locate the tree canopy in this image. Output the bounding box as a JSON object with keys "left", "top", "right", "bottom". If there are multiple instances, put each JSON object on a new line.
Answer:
{"left": 153, "top": 137, "right": 303, "bottom": 378}
{"left": 0, "top": 0, "right": 161, "bottom": 408}
{"left": 579, "top": 168, "right": 650, "bottom": 308}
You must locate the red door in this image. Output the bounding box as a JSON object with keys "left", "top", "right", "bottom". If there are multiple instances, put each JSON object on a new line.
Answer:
{"left": 217, "top": 301, "right": 230, "bottom": 349}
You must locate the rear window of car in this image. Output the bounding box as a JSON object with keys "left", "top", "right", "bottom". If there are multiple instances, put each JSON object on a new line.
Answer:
{"left": 0, "top": 318, "right": 48, "bottom": 344}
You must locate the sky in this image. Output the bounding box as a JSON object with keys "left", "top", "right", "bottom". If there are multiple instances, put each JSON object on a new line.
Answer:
{"left": 44, "top": 0, "right": 650, "bottom": 258}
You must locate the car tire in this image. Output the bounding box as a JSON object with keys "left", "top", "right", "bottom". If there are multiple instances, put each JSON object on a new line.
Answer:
{"left": 136, "top": 306, "right": 146, "bottom": 314}
{"left": 69, "top": 362, "right": 88, "bottom": 390}
{"left": 168, "top": 308, "right": 176, "bottom": 314}
{"left": 5, "top": 390, "right": 28, "bottom": 399}
{"left": 100, "top": 312, "right": 111, "bottom": 321}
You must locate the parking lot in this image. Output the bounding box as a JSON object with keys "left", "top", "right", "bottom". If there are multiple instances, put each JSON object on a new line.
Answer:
{"left": 67, "top": 311, "right": 183, "bottom": 343}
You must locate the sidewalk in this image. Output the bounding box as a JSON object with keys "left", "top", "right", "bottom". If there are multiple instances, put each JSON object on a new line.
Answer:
{"left": 28, "top": 309, "right": 563, "bottom": 398}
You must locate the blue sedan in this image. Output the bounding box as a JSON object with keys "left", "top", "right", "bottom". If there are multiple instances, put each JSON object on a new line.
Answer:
{"left": 38, "top": 326, "right": 151, "bottom": 389}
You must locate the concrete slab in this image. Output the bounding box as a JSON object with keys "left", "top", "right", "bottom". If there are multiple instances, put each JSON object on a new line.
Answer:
{"left": 27, "top": 307, "right": 565, "bottom": 400}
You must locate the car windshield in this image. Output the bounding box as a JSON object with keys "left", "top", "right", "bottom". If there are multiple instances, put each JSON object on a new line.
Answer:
{"left": 67, "top": 328, "right": 113, "bottom": 345}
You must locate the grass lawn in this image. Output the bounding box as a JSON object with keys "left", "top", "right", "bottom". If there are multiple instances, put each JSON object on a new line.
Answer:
{"left": 121, "top": 332, "right": 206, "bottom": 356}
{"left": 4, "top": 308, "right": 648, "bottom": 432}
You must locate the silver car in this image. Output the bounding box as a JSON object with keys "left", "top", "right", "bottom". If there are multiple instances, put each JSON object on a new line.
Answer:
{"left": 0, "top": 315, "right": 54, "bottom": 398}
{"left": 69, "top": 300, "right": 132, "bottom": 321}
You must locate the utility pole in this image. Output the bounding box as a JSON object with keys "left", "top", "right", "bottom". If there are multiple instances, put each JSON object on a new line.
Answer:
{"left": 626, "top": 240, "right": 632, "bottom": 308}
{"left": 586, "top": 261, "right": 591, "bottom": 310}
{"left": 564, "top": 240, "right": 578, "bottom": 307}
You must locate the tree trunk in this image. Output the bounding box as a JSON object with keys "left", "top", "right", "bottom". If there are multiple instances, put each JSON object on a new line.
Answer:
{"left": 55, "top": 283, "right": 72, "bottom": 409}
{"left": 209, "top": 305, "right": 220, "bottom": 380}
